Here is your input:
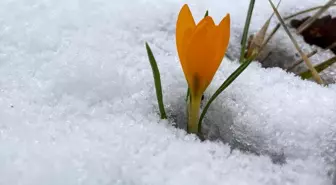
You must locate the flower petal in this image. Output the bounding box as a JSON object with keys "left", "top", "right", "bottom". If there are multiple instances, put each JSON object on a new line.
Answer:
{"left": 176, "top": 4, "right": 196, "bottom": 78}
{"left": 194, "top": 14, "right": 230, "bottom": 92}
{"left": 185, "top": 16, "right": 217, "bottom": 96}
{"left": 215, "top": 14, "right": 230, "bottom": 63}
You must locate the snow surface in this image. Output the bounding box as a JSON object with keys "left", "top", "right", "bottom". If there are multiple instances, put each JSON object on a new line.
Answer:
{"left": 1, "top": 0, "right": 336, "bottom": 184}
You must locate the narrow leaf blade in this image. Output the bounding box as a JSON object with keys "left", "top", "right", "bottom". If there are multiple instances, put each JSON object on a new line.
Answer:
{"left": 204, "top": 10, "right": 209, "bottom": 17}
{"left": 198, "top": 55, "right": 256, "bottom": 133}
{"left": 239, "top": 0, "right": 256, "bottom": 63}
{"left": 300, "top": 56, "right": 336, "bottom": 79}
{"left": 145, "top": 42, "right": 167, "bottom": 119}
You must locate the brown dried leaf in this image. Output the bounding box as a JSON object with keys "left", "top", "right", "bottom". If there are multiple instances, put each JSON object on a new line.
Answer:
{"left": 246, "top": 18, "right": 271, "bottom": 58}
{"left": 291, "top": 15, "right": 336, "bottom": 54}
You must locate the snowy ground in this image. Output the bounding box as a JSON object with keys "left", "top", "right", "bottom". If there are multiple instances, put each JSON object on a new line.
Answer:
{"left": 1, "top": 0, "right": 336, "bottom": 184}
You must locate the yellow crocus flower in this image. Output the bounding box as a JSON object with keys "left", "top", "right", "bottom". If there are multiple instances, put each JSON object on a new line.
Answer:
{"left": 176, "top": 4, "right": 230, "bottom": 133}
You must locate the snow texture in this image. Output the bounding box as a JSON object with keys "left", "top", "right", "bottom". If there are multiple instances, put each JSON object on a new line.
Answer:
{"left": 0, "top": 0, "right": 336, "bottom": 185}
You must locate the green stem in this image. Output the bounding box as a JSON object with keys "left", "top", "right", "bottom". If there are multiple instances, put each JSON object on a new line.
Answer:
{"left": 188, "top": 95, "right": 202, "bottom": 134}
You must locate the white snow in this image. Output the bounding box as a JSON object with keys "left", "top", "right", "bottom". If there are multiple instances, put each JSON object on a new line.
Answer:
{"left": 1, "top": 0, "right": 336, "bottom": 184}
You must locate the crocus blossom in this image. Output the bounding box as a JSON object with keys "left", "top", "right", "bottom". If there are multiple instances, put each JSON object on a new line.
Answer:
{"left": 176, "top": 4, "right": 230, "bottom": 133}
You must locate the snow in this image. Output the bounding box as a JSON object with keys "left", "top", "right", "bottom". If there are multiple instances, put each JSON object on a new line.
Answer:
{"left": 1, "top": 0, "right": 336, "bottom": 184}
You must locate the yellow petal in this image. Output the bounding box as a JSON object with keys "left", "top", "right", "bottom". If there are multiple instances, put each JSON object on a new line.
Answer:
{"left": 185, "top": 16, "right": 218, "bottom": 96}
{"left": 197, "top": 14, "right": 230, "bottom": 91}
{"left": 176, "top": 4, "right": 196, "bottom": 81}
{"left": 215, "top": 14, "right": 230, "bottom": 63}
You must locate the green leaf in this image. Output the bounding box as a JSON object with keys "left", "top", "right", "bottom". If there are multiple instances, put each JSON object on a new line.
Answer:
{"left": 239, "top": 0, "right": 256, "bottom": 63}
{"left": 300, "top": 56, "right": 336, "bottom": 79}
{"left": 204, "top": 10, "right": 209, "bottom": 17}
{"left": 185, "top": 87, "right": 190, "bottom": 102}
{"left": 145, "top": 42, "right": 167, "bottom": 119}
{"left": 198, "top": 55, "right": 256, "bottom": 133}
